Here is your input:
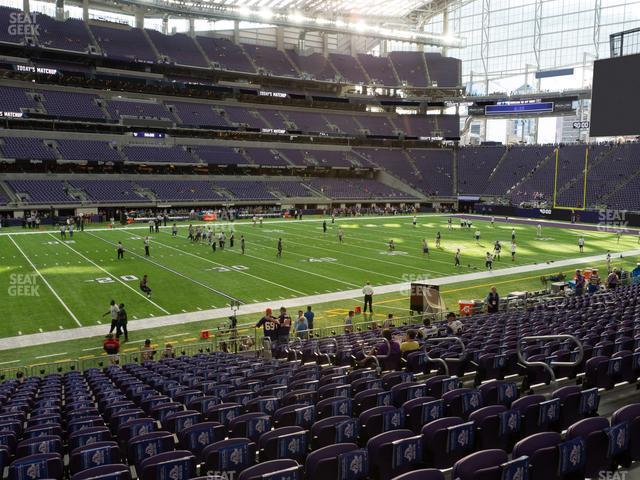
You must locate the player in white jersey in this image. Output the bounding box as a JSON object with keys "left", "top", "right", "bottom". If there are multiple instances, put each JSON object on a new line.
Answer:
{"left": 536, "top": 224, "right": 542, "bottom": 238}
{"left": 510, "top": 241, "right": 517, "bottom": 262}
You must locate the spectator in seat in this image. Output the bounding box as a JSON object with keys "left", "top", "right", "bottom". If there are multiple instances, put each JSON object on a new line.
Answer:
{"left": 400, "top": 329, "right": 420, "bottom": 355}
{"left": 295, "top": 310, "right": 308, "bottom": 340}
{"left": 140, "top": 339, "right": 156, "bottom": 362}
{"left": 486, "top": 286, "right": 500, "bottom": 313}
{"left": 606, "top": 269, "right": 620, "bottom": 289}
{"left": 418, "top": 318, "right": 438, "bottom": 339}
{"left": 103, "top": 334, "right": 120, "bottom": 364}
{"left": 446, "top": 312, "right": 463, "bottom": 336}
{"left": 374, "top": 329, "right": 402, "bottom": 370}
{"left": 161, "top": 343, "right": 175, "bottom": 359}
{"left": 574, "top": 269, "right": 585, "bottom": 296}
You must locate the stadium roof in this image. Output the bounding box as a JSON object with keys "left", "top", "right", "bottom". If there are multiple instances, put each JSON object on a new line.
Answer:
{"left": 203, "top": 0, "right": 429, "bottom": 19}
{"left": 114, "top": 0, "right": 463, "bottom": 46}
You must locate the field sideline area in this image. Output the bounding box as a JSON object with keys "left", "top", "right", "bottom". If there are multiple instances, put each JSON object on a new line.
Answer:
{"left": 1, "top": 213, "right": 639, "bottom": 367}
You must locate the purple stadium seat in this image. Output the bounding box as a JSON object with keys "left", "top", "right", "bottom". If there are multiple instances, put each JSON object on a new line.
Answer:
{"left": 126, "top": 431, "right": 174, "bottom": 468}
{"left": 391, "top": 469, "right": 445, "bottom": 480}
{"left": 138, "top": 450, "right": 196, "bottom": 480}
{"left": 611, "top": 403, "right": 640, "bottom": 463}
{"left": 68, "top": 427, "right": 113, "bottom": 452}
{"left": 238, "top": 459, "right": 302, "bottom": 480}
{"left": 565, "top": 417, "right": 613, "bottom": 477}
{"left": 69, "top": 441, "right": 121, "bottom": 475}
{"left": 70, "top": 464, "right": 131, "bottom": 480}
{"left": 310, "top": 416, "right": 357, "bottom": 450}
{"left": 202, "top": 438, "right": 256, "bottom": 476}
{"left": 400, "top": 397, "right": 441, "bottom": 433}
{"left": 178, "top": 421, "right": 226, "bottom": 463}
{"left": 273, "top": 404, "right": 315, "bottom": 429}
{"left": 305, "top": 443, "right": 365, "bottom": 480}
{"left": 258, "top": 426, "right": 307, "bottom": 462}
{"left": 359, "top": 406, "right": 403, "bottom": 443}
{"left": 163, "top": 409, "right": 201, "bottom": 434}
{"left": 8, "top": 453, "right": 63, "bottom": 480}
{"left": 451, "top": 449, "right": 509, "bottom": 480}
{"left": 512, "top": 431, "right": 562, "bottom": 480}
{"left": 16, "top": 435, "right": 62, "bottom": 458}
{"left": 510, "top": 394, "right": 547, "bottom": 437}
{"left": 116, "top": 418, "right": 155, "bottom": 448}
{"left": 367, "top": 429, "right": 422, "bottom": 480}
{"left": 468, "top": 405, "right": 511, "bottom": 451}
{"left": 229, "top": 413, "right": 272, "bottom": 442}
{"left": 421, "top": 417, "right": 472, "bottom": 469}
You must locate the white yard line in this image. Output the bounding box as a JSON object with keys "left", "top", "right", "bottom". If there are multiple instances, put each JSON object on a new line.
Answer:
{"left": 86, "top": 231, "right": 243, "bottom": 304}
{"left": 2, "top": 248, "right": 638, "bottom": 352}
{"left": 35, "top": 352, "right": 68, "bottom": 359}
{"left": 49, "top": 233, "right": 171, "bottom": 315}
{"left": 146, "top": 233, "right": 308, "bottom": 297}
{"left": 8, "top": 235, "right": 83, "bottom": 327}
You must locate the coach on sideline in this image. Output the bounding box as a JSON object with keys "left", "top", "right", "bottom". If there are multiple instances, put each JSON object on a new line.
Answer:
{"left": 363, "top": 281, "right": 374, "bottom": 314}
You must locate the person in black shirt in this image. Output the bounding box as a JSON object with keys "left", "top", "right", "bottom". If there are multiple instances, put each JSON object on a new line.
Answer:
{"left": 256, "top": 308, "right": 280, "bottom": 344}
{"left": 277, "top": 307, "right": 292, "bottom": 345}
{"left": 117, "top": 303, "right": 128, "bottom": 342}
{"left": 486, "top": 287, "right": 499, "bottom": 313}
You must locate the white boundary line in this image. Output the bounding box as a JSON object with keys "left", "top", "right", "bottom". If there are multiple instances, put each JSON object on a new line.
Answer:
{"left": 1, "top": 248, "right": 638, "bottom": 352}
{"left": 7, "top": 234, "right": 83, "bottom": 327}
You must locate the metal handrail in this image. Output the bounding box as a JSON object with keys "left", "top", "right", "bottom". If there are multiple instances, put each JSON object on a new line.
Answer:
{"left": 317, "top": 338, "right": 338, "bottom": 365}
{"left": 363, "top": 338, "right": 390, "bottom": 374}
{"left": 286, "top": 337, "right": 303, "bottom": 361}
{"left": 422, "top": 337, "right": 466, "bottom": 376}
{"left": 517, "top": 334, "right": 584, "bottom": 388}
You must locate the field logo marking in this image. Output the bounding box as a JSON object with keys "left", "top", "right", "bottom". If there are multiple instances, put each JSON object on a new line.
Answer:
{"left": 304, "top": 257, "right": 337, "bottom": 263}
{"left": 8, "top": 273, "right": 39, "bottom": 297}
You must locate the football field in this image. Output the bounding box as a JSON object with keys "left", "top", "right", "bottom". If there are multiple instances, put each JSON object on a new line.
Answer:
{"left": 0, "top": 214, "right": 639, "bottom": 364}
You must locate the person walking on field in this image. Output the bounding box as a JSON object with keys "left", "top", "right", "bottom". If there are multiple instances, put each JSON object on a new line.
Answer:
{"left": 117, "top": 303, "right": 128, "bottom": 342}
{"left": 363, "top": 282, "right": 374, "bottom": 314}
{"left": 103, "top": 300, "right": 120, "bottom": 335}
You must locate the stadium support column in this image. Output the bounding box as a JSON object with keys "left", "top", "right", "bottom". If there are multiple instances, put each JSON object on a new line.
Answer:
{"left": 55, "top": 0, "right": 63, "bottom": 21}
{"left": 533, "top": 0, "right": 542, "bottom": 71}
{"left": 162, "top": 15, "right": 168, "bottom": 35}
{"left": 321, "top": 32, "right": 328, "bottom": 57}
{"left": 276, "top": 26, "right": 284, "bottom": 51}
{"left": 188, "top": 18, "right": 194, "bottom": 37}
{"left": 442, "top": 7, "right": 450, "bottom": 57}
{"left": 593, "top": 0, "right": 601, "bottom": 58}
{"left": 233, "top": 20, "right": 240, "bottom": 44}
{"left": 135, "top": 7, "right": 144, "bottom": 29}
{"left": 480, "top": 0, "right": 490, "bottom": 94}
{"left": 22, "top": 0, "right": 29, "bottom": 16}
{"left": 82, "top": 0, "right": 88, "bottom": 22}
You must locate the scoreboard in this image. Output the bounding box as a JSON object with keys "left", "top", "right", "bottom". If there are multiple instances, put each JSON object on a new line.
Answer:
{"left": 468, "top": 97, "right": 576, "bottom": 117}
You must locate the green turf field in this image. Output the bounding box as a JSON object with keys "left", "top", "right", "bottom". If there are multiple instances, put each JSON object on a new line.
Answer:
{"left": 0, "top": 214, "right": 638, "bottom": 367}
